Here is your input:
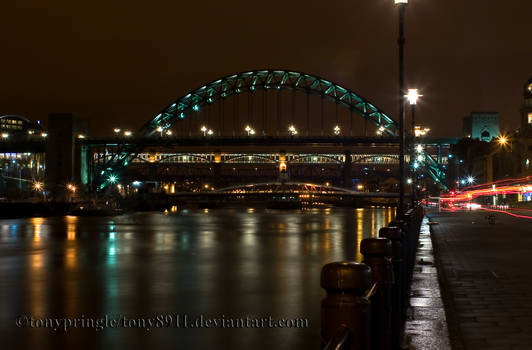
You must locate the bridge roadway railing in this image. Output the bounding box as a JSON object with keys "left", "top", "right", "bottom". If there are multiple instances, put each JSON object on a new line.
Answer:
{"left": 320, "top": 205, "right": 424, "bottom": 350}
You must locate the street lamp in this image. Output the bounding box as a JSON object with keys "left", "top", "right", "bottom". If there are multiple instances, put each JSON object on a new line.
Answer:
{"left": 113, "top": 128, "right": 121, "bottom": 135}
{"left": 124, "top": 130, "right": 132, "bottom": 137}
{"left": 245, "top": 125, "right": 256, "bottom": 136}
{"left": 333, "top": 125, "right": 341, "bottom": 135}
{"left": 406, "top": 88, "right": 422, "bottom": 207}
{"left": 395, "top": 0, "right": 408, "bottom": 215}
{"left": 207, "top": 129, "right": 214, "bottom": 136}
{"left": 201, "top": 125, "right": 207, "bottom": 136}
{"left": 497, "top": 135, "right": 508, "bottom": 146}
{"left": 156, "top": 126, "right": 163, "bottom": 136}
{"left": 288, "top": 125, "right": 298, "bottom": 136}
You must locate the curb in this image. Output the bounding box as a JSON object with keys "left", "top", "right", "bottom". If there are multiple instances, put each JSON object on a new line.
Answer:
{"left": 427, "top": 213, "right": 465, "bottom": 350}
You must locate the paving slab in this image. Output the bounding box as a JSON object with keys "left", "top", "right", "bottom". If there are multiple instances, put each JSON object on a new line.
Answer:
{"left": 405, "top": 217, "right": 451, "bottom": 350}
{"left": 427, "top": 209, "right": 532, "bottom": 350}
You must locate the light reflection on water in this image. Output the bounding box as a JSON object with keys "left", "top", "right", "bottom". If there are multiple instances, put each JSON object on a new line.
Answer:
{"left": 0, "top": 207, "right": 395, "bottom": 349}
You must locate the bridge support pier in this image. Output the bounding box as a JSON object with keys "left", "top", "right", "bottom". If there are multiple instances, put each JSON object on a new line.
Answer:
{"left": 343, "top": 151, "right": 352, "bottom": 190}
{"left": 213, "top": 151, "right": 222, "bottom": 186}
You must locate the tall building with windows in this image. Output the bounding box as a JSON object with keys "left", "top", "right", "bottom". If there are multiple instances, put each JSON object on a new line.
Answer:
{"left": 462, "top": 112, "right": 500, "bottom": 142}
{"left": 521, "top": 77, "right": 532, "bottom": 134}
{"left": 517, "top": 77, "right": 532, "bottom": 178}
{"left": 0, "top": 115, "right": 42, "bottom": 136}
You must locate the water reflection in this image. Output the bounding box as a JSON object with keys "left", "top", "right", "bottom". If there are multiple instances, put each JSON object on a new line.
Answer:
{"left": 31, "top": 217, "right": 42, "bottom": 242}
{"left": 1, "top": 207, "right": 396, "bottom": 350}
{"left": 66, "top": 216, "right": 77, "bottom": 240}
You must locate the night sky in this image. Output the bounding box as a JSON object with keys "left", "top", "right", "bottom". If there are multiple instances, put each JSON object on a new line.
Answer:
{"left": 1, "top": 0, "right": 531, "bottom": 137}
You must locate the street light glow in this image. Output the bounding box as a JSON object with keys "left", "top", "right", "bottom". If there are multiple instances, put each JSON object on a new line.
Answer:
{"left": 288, "top": 125, "right": 298, "bottom": 135}
{"left": 497, "top": 135, "right": 508, "bottom": 145}
{"left": 33, "top": 182, "right": 42, "bottom": 190}
{"left": 124, "top": 130, "right": 132, "bottom": 137}
{"left": 1, "top": 133, "right": 8, "bottom": 139}
{"left": 113, "top": 128, "right": 121, "bottom": 134}
{"left": 245, "top": 125, "right": 256, "bottom": 135}
{"left": 467, "top": 176, "right": 475, "bottom": 184}
{"left": 333, "top": 125, "right": 341, "bottom": 135}
{"left": 207, "top": 129, "right": 214, "bottom": 135}
{"left": 405, "top": 89, "right": 422, "bottom": 105}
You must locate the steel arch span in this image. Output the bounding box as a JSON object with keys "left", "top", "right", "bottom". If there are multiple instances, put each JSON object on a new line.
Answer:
{"left": 141, "top": 69, "right": 398, "bottom": 137}
{"left": 93, "top": 69, "right": 448, "bottom": 191}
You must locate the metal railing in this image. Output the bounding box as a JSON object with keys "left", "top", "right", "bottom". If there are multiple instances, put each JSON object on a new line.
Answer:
{"left": 321, "top": 205, "right": 424, "bottom": 350}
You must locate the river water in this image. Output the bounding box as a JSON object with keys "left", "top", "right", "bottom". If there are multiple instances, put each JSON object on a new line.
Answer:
{"left": 0, "top": 207, "right": 394, "bottom": 349}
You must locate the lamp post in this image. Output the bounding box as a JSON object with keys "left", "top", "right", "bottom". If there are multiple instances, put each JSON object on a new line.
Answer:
{"left": 245, "top": 125, "right": 255, "bottom": 136}
{"left": 406, "top": 88, "right": 421, "bottom": 207}
{"left": 395, "top": 0, "right": 408, "bottom": 216}
{"left": 288, "top": 125, "right": 298, "bottom": 136}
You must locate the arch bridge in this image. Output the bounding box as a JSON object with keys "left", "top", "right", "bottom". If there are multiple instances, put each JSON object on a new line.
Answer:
{"left": 86, "top": 69, "right": 448, "bottom": 191}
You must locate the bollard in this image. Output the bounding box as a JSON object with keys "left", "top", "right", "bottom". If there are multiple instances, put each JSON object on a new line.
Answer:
{"left": 389, "top": 219, "right": 412, "bottom": 289}
{"left": 379, "top": 227, "right": 404, "bottom": 350}
{"left": 321, "top": 262, "right": 372, "bottom": 350}
{"left": 361, "top": 238, "right": 393, "bottom": 350}
{"left": 398, "top": 214, "right": 415, "bottom": 277}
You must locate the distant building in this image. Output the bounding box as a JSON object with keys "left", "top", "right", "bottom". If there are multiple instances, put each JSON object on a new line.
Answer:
{"left": 516, "top": 76, "right": 532, "bottom": 178}
{"left": 462, "top": 112, "right": 499, "bottom": 142}
{"left": 520, "top": 77, "right": 532, "bottom": 133}
{"left": 0, "top": 115, "right": 42, "bottom": 137}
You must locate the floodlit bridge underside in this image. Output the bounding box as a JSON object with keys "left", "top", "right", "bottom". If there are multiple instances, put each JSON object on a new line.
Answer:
{"left": 117, "top": 152, "right": 402, "bottom": 191}
{"left": 163, "top": 182, "right": 400, "bottom": 208}
{"left": 130, "top": 153, "right": 400, "bottom": 165}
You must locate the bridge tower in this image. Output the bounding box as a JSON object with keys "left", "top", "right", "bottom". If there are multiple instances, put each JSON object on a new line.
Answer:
{"left": 45, "top": 113, "right": 88, "bottom": 198}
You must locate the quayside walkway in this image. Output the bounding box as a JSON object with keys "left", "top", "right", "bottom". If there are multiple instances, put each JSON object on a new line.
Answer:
{"left": 427, "top": 209, "right": 532, "bottom": 350}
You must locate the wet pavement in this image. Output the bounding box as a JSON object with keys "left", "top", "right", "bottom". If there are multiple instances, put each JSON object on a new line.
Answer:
{"left": 405, "top": 216, "right": 451, "bottom": 350}
{"left": 427, "top": 209, "right": 532, "bottom": 350}
{"left": 0, "top": 207, "right": 394, "bottom": 349}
